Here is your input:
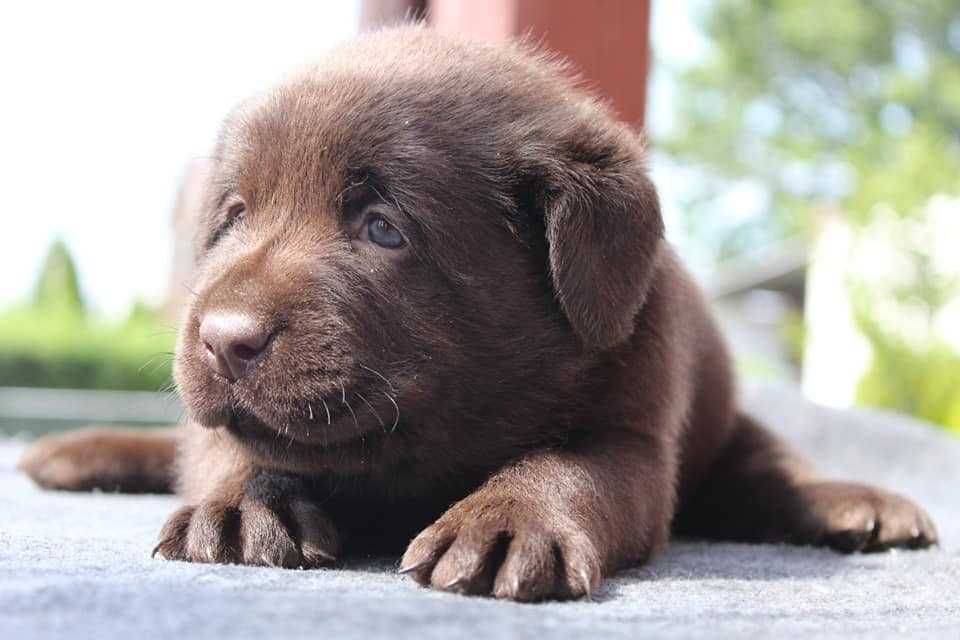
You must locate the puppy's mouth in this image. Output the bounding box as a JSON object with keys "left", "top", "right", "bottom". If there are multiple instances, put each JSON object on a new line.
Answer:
{"left": 176, "top": 330, "right": 402, "bottom": 448}
{"left": 202, "top": 386, "right": 393, "bottom": 448}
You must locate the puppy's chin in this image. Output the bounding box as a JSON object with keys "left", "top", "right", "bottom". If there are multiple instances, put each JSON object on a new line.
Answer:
{"left": 177, "top": 359, "right": 385, "bottom": 448}
{"left": 191, "top": 404, "right": 388, "bottom": 475}
{"left": 188, "top": 405, "right": 233, "bottom": 430}
{"left": 186, "top": 396, "right": 383, "bottom": 449}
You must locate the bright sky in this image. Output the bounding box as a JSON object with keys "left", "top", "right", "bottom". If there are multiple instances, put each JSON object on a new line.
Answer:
{"left": 647, "top": 1, "right": 714, "bottom": 274}
{"left": 0, "top": 1, "right": 360, "bottom": 317}
{"left": 0, "top": 1, "right": 705, "bottom": 318}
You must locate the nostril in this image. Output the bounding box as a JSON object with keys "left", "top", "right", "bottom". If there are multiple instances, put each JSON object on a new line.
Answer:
{"left": 198, "top": 311, "right": 274, "bottom": 380}
{"left": 231, "top": 342, "right": 261, "bottom": 362}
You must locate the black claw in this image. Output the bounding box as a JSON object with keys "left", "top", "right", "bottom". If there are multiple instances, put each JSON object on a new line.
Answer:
{"left": 909, "top": 528, "right": 937, "bottom": 550}
{"left": 823, "top": 528, "right": 872, "bottom": 553}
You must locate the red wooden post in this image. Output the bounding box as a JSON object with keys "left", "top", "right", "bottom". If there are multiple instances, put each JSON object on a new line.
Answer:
{"left": 362, "top": 0, "right": 653, "bottom": 127}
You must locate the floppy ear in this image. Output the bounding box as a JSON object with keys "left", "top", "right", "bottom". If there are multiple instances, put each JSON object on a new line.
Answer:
{"left": 536, "top": 132, "right": 664, "bottom": 349}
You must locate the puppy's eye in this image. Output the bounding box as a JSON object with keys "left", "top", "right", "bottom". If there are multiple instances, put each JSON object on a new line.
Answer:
{"left": 207, "top": 201, "right": 247, "bottom": 249}
{"left": 227, "top": 202, "right": 246, "bottom": 222}
{"left": 366, "top": 215, "right": 405, "bottom": 248}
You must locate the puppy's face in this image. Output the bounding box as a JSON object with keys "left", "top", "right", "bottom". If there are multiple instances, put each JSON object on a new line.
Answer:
{"left": 173, "top": 28, "right": 663, "bottom": 474}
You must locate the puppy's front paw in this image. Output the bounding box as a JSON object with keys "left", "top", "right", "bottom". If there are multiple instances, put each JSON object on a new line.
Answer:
{"left": 400, "top": 495, "right": 602, "bottom": 601}
{"left": 18, "top": 432, "right": 96, "bottom": 491}
{"left": 793, "top": 482, "right": 938, "bottom": 553}
{"left": 153, "top": 494, "right": 340, "bottom": 568}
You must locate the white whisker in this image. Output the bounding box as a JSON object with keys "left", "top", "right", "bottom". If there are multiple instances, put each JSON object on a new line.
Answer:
{"left": 382, "top": 392, "right": 400, "bottom": 433}
{"left": 356, "top": 392, "right": 385, "bottom": 431}
{"left": 341, "top": 383, "right": 359, "bottom": 430}
{"left": 359, "top": 364, "right": 396, "bottom": 393}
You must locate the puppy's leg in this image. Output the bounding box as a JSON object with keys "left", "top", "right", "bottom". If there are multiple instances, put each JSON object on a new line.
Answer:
{"left": 154, "top": 429, "right": 340, "bottom": 568}
{"left": 674, "top": 413, "right": 938, "bottom": 552}
{"left": 401, "top": 430, "right": 677, "bottom": 601}
{"left": 19, "top": 426, "right": 178, "bottom": 493}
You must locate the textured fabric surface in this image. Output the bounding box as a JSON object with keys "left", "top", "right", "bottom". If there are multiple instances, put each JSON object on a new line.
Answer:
{"left": 2, "top": 384, "right": 958, "bottom": 639}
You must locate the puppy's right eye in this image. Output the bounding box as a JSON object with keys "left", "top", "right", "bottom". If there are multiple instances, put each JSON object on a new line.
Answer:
{"left": 366, "top": 215, "right": 405, "bottom": 248}
{"left": 227, "top": 203, "right": 246, "bottom": 222}
{"left": 207, "top": 201, "right": 247, "bottom": 249}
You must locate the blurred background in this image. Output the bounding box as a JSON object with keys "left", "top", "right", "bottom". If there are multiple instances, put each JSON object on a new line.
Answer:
{"left": 1, "top": 0, "right": 957, "bottom": 436}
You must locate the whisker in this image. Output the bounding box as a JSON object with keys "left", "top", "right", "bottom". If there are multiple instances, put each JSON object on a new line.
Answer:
{"left": 355, "top": 392, "right": 385, "bottom": 431}
{"left": 148, "top": 355, "right": 175, "bottom": 377}
{"left": 347, "top": 389, "right": 366, "bottom": 450}
{"left": 368, "top": 182, "right": 388, "bottom": 206}
{"left": 159, "top": 383, "right": 182, "bottom": 413}
{"left": 382, "top": 392, "right": 400, "bottom": 433}
{"left": 341, "top": 383, "right": 359, "bottom": 430}
{"left": 308, "top": 403, "right": 314, "bottom": 421}
{"left": 164, "top": 396, "right": 178, "bottom": 410}
{"left": 321, "top": 398, "right": 331, "bottom": 425}
{"left": 359, "top": 364, "right": 396, "bottom": 393}
{"left": 146, "top": 330, "right": 178, "bottom": 338}
{"left": 138, "top": 353, "right": 172, "bottom": 374}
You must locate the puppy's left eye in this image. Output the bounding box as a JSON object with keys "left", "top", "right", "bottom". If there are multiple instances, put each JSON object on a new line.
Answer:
{"left": 366, "top": 215, "right": 405, "bottom": 248}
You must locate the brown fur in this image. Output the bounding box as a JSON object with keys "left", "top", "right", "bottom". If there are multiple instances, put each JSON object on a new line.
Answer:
{"left": 19, "top": 26, "right": 937, "bottom": 601}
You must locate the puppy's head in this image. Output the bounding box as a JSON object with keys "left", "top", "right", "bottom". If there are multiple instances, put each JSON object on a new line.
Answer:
{"left": 174, "top": 27, "right": 663, "bottom": 472}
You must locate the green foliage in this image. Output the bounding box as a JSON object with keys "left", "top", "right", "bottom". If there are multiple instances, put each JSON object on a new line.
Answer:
{"left": 778, "top": 309, "right": 806, "bottom": 366}
{"left": 0, "top": 240, "right": 175, "bottom": 392}
{"left": 661, "top": 0, "right": 960, "bottom": 251}
{"left": 660, "top": 0, "right": 960, "bottom": 430}
{"left": 846, "top": 205, "right": 960, "bottom": 433}
{"left": 855, "top": 311, "right": 960, "bottom": 434}
{"left": 0, "top": 306, "right": 176, "bottom": 392}
{"left": 33, "top": 238, "right": 85, "bottom": 316}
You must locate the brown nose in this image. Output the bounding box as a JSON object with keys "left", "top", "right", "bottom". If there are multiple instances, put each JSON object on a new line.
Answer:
{"left": 198, "top": 312, "right": 272, "bottom": 381}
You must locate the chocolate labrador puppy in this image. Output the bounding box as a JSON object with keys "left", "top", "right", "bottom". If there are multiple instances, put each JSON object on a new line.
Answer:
{"left": 20, "top": 26, "right": 936, "bottom": 601}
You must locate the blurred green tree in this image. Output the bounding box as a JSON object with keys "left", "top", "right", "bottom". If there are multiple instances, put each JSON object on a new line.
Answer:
{"left": 0, "top": 239, "right": 175, "bottom": 392}
{"left": 661, "top": 0, "right": 960, "bottom": 253}
{"left": 33, "top": 239, "right": 86, "bottom": 316}
{"left": 659, "top": 0, "right": 960, "bottom": 430}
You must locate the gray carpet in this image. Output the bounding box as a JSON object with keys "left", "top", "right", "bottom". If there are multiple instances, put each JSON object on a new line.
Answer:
{"left": 2, "top": 384, "right": 958, "bottom": 639}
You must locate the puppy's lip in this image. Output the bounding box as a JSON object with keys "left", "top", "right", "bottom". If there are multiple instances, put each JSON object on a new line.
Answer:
{"left": 224, "top": 400, "right": 382, "bottom": 447}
